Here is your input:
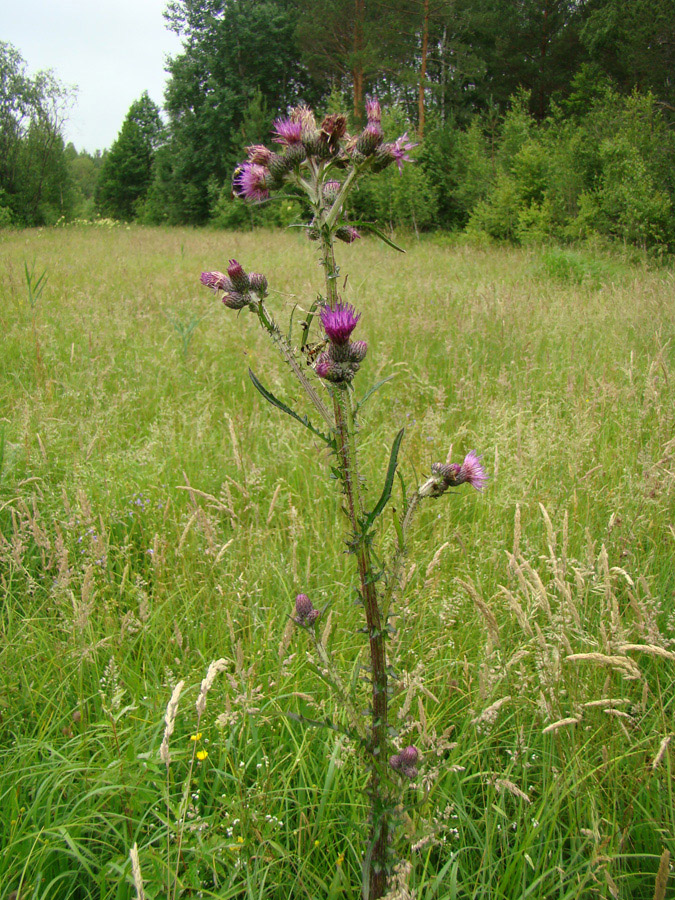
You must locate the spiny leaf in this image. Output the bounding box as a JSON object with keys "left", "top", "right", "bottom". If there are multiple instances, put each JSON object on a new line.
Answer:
{"left": 363, "top": 428, "right": 405, "bottom": 531}
{"left": 248, "top": 369, "right": 334, "bottom": 447}
{"left": 349, "top": 221, "right": 406, "bottom": 253}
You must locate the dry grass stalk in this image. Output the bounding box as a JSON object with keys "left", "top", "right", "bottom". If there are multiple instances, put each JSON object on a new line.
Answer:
{"left": 542, "top": 717, "right": 580, "bottom": 734}
{"left": 492, "top": 777, "right": 531, "bottom": 803}
{"left": 159, "top": 680, "right": 185, "bottom": 767}
{"left": 565, "top": 652, "right": 642, "bottom": 680}
{"left": 265, "top": 483, "right": 282, "bottom": 525}
{"left": 499, "top": 585, "right": 533, "bottom": 636}
{"left": 512, "top": 503, "right": 521, "bottom": 557}
{"left": 129, "top": 843, "right": 145, "bottom": 900}
{"left": 652, "top": 735, "right": 672, "bottom": 771}
{"left": 423, "top": 542, "right": 449, "bottom": 592}
{"left": 653, "top": 848, "right": 670, "bottom": 900}
{"left": 619, "top": 643, "right": 675, "bottom": 661}
{"left": 472, "top": 695, "right": 511, "bottom": 725}
{"left": 196, "top": 659, "right": 227, "bottom": 718}
{"left": 459, "top": 578, "right": 500, "bottom": 647}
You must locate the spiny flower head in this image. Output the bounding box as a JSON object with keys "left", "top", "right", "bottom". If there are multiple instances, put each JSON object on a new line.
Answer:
{"left": 320, "top": 302, "right": 360, "bottom": 345}
{"left": 294, "top": 593, "right": 320, "bottom": 627}
{"left": 335, "top": 225, "right": 361, "bottom": 244}
{"left": 389, "top": 745, "right": 419, "bottom": 779}
{"left": 246, "top": 144, "right": 275, "bottom": 166}
{"left": 448, "top": 451, "right": 488, "bottom": 491}
{"left": 233, "top": 163, "right": 269, "bottom": 201}
{"left": 272, "top": 117, "right": 303, "bottom": 146}
{"left": 227, "top": 259, "right": 250, "bottom": 292}
{"left": 365, "top": 98, "right": 381, "bottom": 124}
{"left": 200, "top": 271, "right": 232, "bottom": 292}
{"left": 383, "top": 132, "right": 418, "bottom": 174}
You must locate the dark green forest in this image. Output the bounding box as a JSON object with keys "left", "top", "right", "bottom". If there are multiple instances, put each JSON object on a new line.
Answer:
{"left": 2, "top": 0, "right": 675, "bottom": 247}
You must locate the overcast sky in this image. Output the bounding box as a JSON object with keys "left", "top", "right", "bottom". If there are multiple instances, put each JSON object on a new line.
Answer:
{"left": 4, "top": 0, "right": 184, "bottom": 154}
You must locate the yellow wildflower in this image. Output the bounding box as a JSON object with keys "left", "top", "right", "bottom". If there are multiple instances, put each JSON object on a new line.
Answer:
{"left": 196, "top": 749, "right": 208, "bottom": 761}
{"left": 190, "top": 732, "right": 203, "bottom": 741}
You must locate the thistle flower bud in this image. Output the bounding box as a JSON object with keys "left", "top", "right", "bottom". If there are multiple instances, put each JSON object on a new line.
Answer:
{"left": 348, "top": 340, "right": 368, "bottom": 363}
{"left": 227, "top": 259, "right": 250, "bottom": 292}
{"left": 335, "top": 225, "right": 361, "bottom": 244}
{"left": 355, "top": 122, "right": 384, "bottom": 157}
{"left": 200, "top": 271, "right": 233, "bottom": 292}
{"left": 248, "top": 272, "right": 268, "bottom": 298}
{"left": 323, "top": 180, "right": 342, "bottom": 200}
{"left": 320, "top": 114, "right": 347, "bottom": 153}
{"left": 246, "top": 144, "right": 274, "bottom": 166}
{"left": 222, "top": 290, "right": 249, "bottom": 310}
{"left": 294, "top": 593, "right": 320, "bottom": 627}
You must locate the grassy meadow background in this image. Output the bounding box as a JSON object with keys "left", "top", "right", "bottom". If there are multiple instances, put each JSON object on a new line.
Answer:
{"left": 1, "top": 225, "right": 674, "bottom": 899}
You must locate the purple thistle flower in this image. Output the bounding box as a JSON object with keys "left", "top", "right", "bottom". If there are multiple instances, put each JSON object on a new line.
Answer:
{"left": 233, "top": 162, "right": 270, "bottom": 201}
{"left": 388, "top": 132, "right": 418, "bottom": 173}
{"left": 200, "top": 271, "right": 232, "bottom": 292}
{"left": 320, "top": 302, "right": 360, "bottom": 345}
{"left": 434, "top": 452, "right": 487, "bottom": 491}
{"left": 389, "top": 745, "right": 419, "bottom": 779}
{"left": 455, "top": 451, "right": 488, "bottom": 491}
{"left": 365, "top": 98, "right": 381, "bottom": 124}
{"left": 272, "top": 117, "right": 303, "bottom": 146}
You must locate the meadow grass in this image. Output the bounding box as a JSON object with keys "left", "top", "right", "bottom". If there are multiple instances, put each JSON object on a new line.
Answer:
{"left": 0, "top": 225, "right": 674, "bottom": 900}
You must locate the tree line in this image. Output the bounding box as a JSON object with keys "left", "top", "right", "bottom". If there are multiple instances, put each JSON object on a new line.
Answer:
{"left": 1, "top": 0, "right": 674, "bottom": 247}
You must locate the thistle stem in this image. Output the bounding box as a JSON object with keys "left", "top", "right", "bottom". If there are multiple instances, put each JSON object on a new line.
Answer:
{"left": 331, "top": 387, "right": 389, "bottom": 898}
{"left": 318, "top": 183, "right": 390, "bottom": 900}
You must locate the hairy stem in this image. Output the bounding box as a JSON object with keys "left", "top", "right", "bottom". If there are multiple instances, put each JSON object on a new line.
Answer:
{"left": 256, "top": 301, "right": 333, "bottom": 428}
{"left": 332, "top": 386, "right": 389, "bottom": 899}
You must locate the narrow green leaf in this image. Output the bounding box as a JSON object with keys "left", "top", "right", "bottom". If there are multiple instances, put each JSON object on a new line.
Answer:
{"left": 363, "top": 428, "right": 405, "bottom": 531}
{"left": 349, "top": 221, "right": 406, "bottom": 253}
{"left": 300, "top": 296, "right": 320, "bottom": 350}
{"left": 357, "top": 374, "right": 396, "bottom": 410}
{"left": 248, "top": 368, "right": 334, "bottom": 446}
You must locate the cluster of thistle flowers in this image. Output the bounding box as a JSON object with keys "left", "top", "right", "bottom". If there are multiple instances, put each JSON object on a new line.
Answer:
{"left": 233, "top": 99, "right": 417, "bottom": 214}
{"left": 200, "top": 260, "right": 268, "bottom": 310}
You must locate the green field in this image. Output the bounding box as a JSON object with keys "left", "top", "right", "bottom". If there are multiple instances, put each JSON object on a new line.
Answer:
{"left": 1, "top": 226, "right": 674, "bottom": 899}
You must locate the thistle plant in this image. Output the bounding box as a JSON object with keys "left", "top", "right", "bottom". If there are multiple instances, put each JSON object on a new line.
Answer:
{"left": 200, "top": 101, "right": 485, "bottom": 900}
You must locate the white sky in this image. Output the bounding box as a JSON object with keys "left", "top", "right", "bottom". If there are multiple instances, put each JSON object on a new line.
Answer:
{"left": 3, "top": 0, "right": 184, "bottom": 154}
